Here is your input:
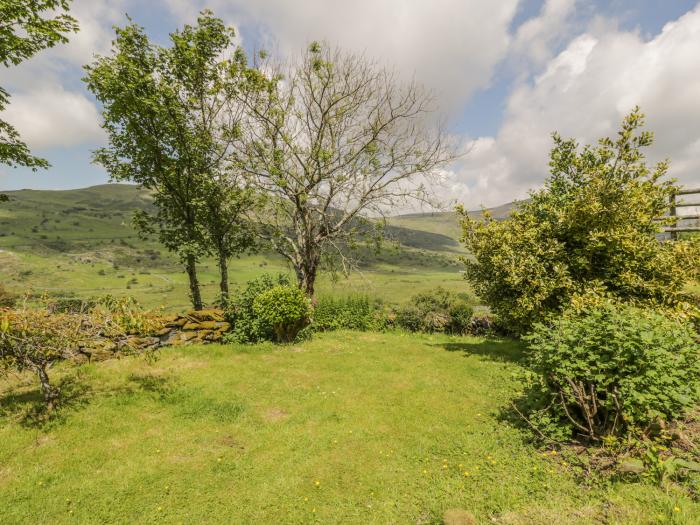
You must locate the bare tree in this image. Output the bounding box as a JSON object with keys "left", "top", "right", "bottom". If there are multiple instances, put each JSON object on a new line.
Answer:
{"left": 233, "top": 42, "right": 453, "bottom": 295}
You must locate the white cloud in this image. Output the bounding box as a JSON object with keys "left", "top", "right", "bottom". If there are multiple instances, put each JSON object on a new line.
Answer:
{"left": 163, "top": 0, "right": 520, "bottom": 111}
{"left": 511, "top": 0, "right": 577, "bottom": 70}
{"left": 451, "top": 5, "right": 700, "bottom": 209}
{"left": 0, "top": 0, "right": 129, "bottom": 151}
{"left": 2, "top": 85, "right": 104, "bottom": 149}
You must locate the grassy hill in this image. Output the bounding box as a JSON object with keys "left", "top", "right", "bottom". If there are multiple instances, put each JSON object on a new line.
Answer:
{"left": 0, "top": 184, "right": 519, "bottom": 308}
{"left": 387, "top": 200, "right": 523, "bottom": 241}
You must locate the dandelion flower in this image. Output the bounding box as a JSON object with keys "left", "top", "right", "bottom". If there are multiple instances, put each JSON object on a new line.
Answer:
{"left": 315, "top": 480, "right": 320, "bottom": 487}
{"left": 674, "top": 507, "right": 681, "bottom": 513}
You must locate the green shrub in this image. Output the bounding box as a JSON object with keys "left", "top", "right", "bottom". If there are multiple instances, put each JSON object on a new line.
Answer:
{"left": 522, "top": 303, "right": 700, "bottom": 442}
{"left": 460, "top": 109, "right": 700, "bottom": 335}
{"left": 313, "top": 295, "right": 387, "bottom": 332}
{"left": 224, "top": 274, "right": 292, "bottom": 343}
{"left": 395, "top": 287, "right": 474, "bottom": 334}
{"left": 253, "top": 285, "right": 312, "bottom": 343}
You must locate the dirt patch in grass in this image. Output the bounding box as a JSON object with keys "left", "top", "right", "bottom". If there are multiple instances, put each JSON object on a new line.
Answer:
{"left": 263, "top": 407, "right": 289, "bottom": 422}
{"left": 218, "top": 434, "right": 245, "bottom": 450}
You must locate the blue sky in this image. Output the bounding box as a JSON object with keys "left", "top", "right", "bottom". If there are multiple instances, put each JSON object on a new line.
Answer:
{"left": 2, "top": 0, "right": 699, "bottom": 208}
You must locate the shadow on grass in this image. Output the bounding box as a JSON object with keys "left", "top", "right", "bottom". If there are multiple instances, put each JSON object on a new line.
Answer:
{"left": 127, "top": 372, "right": 177, "bottom": 400}
{"left": 432, "top": 338, "right": 526, "bottom": 364}
{"left": 126, "top": 372, "right": 245, "bottom": 422}
{"left": 0, "top": 375, "right": 92, "bottom": 429}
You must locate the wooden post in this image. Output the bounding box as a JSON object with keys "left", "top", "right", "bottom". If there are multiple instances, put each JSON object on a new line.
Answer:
{"left": 670, "top": 191, "right": 677, "bottom": 241}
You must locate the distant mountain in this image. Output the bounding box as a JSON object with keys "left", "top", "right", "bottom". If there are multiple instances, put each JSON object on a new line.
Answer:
{"left": 387, "top": 200, "right": 524, "bottom": 241}
{"left": 0, "top": 183, "right": 522, "bottom": 255}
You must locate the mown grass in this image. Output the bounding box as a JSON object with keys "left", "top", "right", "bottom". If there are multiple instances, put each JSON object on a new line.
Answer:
{"left": 1, "top": 332, "right": 697, "bottom": 524}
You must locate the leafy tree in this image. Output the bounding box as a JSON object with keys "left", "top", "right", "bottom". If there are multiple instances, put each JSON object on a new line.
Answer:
{"left": 460, "top": 108, "right": 700, "bottom": 334}
{"left": 233, "top": 42, "right": 453, "bottom": 296}
{"left": 0, "top": 0, "right": 78, "bottom": 172}
{"left": 84, "top": 11, "right": 254, "bottom": 309}
{"left": 201, "top": 176, "right": 257, "bottom": 302}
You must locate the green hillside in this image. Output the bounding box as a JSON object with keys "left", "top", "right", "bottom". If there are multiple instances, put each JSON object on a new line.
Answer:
{"left": 0, "top": 184, "right": 521, "bottom": 308}
{"left": 388, "top": 200, "right": 524, "bottom": 240}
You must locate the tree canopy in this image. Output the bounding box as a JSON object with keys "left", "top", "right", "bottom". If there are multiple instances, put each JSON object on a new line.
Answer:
{"left": 0, "top": 0, "right": 78, "bottom": 171}
{"left": 85, "top": 11, "right": 255, "bottom": 309}
{"left": 233, "top": 43, "right": 453, "bottom": 295}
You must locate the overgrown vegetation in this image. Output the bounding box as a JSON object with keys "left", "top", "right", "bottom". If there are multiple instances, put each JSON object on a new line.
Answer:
{"left": 395, "top": 287, "right": 474, "bottom": 334}
{"left": 313, "top": 295, "right": 388, "bottom": 332}
{"left": 521, "top": 303, "right": 700, "bottom": 442}
{"left": 0, "top": 298, "right": 161, "bottom": 410}
{"left": 223, "top": 273, "right": 292, "bottom": 343}
{"left": 460, "top": 109, "right": 700, "bottom": 335}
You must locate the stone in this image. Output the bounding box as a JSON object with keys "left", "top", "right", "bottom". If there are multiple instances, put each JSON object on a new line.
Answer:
{"left": 164, "top": 318, "right": 188, "bottom": 328}
{"left": 183, "top": 321, "right": 220, "bottom": 331}
{"left": 186, "top": 308, "right": 225, "bottom": 322}
{"left": 207, "top": 331, "right": 223, "bottom": 341}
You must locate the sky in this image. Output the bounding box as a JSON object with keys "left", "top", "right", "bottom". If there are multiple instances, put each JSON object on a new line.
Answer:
{"left": 1, "top": 0, "right": 699, "bottom": 209}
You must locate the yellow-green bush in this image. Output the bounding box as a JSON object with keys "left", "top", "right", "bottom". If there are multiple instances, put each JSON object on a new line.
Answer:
{"left": 460, "top": 108, "right": 700, "bottom": 334}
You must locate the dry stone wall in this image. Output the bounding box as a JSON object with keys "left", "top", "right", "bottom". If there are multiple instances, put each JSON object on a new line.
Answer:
{"left": 75, "top": 308, "right": 231, "bottom": 363}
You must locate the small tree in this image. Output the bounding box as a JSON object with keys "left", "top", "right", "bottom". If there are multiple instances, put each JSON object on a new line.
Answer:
{"left": 460, "top": 109, "right": 700, "bottom": 334}
{"left": 1, "top": 0, "right": 78, "bottom": 204}
{"left": 0, "top": 308, "right": 97, "bottom": 410}
{"left": 85, "top": 11, "right": 254, "bottom": 309}
{"left": 0, "top": 300, "right": 160, "bottom": 411}
{"left": 201, "top": 176, "right": 257, "bottom": 302}
{"left": 233, "top": 43, "right": 453, "bottom": 295}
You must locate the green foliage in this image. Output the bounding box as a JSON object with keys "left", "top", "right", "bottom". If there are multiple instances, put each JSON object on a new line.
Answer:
{"left": 0, "top": 307, "right": 103, "bottom": 409}
{"left": 312, "top": 295, "right": 388, "bottom": 332}
{"left": 253, "top": 285, "right": 312, "bottom": 343}
{"left": 0, "top": 0, "right": 78, "bottom": 170}
{"left": 232, "top": 41, "right": 450, "bottom": 295}
{"left": 84, "top": 10, "right": 256, "bottom": 309}
{"left": 223, "top": 273, "right": 291, "bottom": 343}
{"left": 522, "top": 303, "right": 700, "bottom": 442}
{"left": 460, "top": 109, "right": 700, "bottom": 334}
{"left": 395, "top": 287, "right": 474, "bottom": 334}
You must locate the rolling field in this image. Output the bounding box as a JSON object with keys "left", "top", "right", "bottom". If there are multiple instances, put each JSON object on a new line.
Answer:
{"left": 0, "top": 184, "right": 473, "bottom": 309}
{"left": 1, "top": 331, "right": 697, "bottom": 524}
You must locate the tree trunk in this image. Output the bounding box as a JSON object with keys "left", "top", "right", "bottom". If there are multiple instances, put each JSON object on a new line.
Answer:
{"left": 36, "top": 365, "right": 59, "bottom": 411}
{"left": 218, "top": 251, "right": 229, "bottom": 303}
{"left": 185, "top": 253, "right": 203, "bottom": 310}
{"left": 301, "top": 260, "right": 318, "bottom": 297}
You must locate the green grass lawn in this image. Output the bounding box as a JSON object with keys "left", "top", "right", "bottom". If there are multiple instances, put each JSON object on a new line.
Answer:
{"left": 1, "top": 332, "right": 696, "bottom": 524}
